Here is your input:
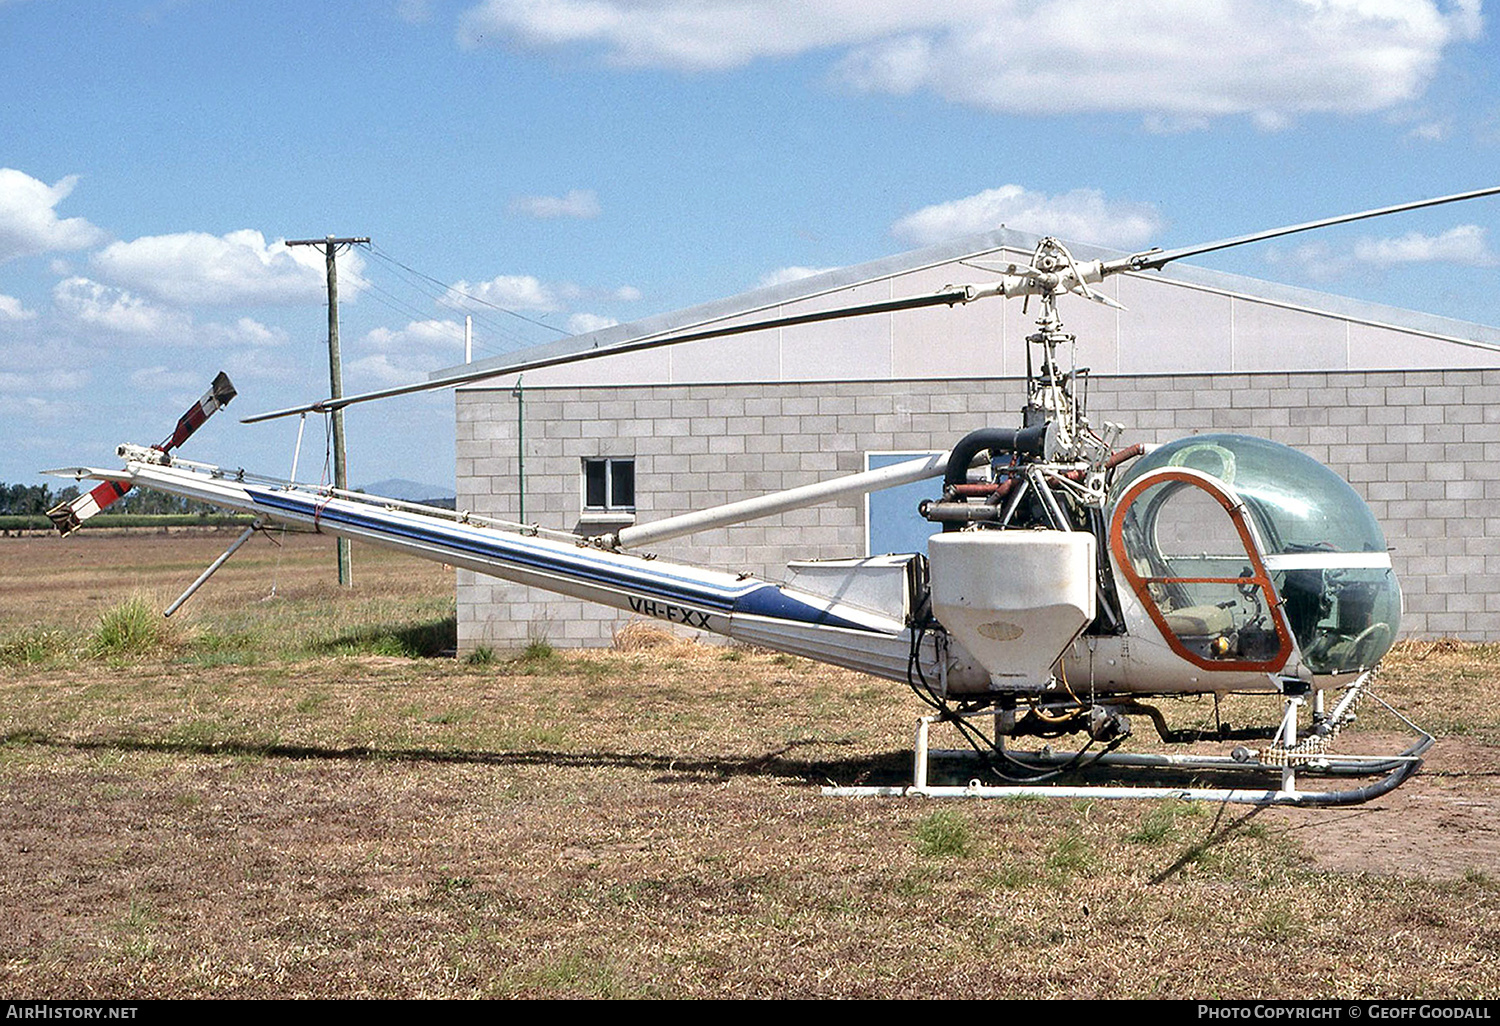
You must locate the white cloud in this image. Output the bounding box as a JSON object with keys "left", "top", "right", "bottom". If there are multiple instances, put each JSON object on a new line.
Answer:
{"left": 1265, "top": 224, "right": 1498, "bottom": 278}
{"left": 364, "top": 319, "right": 468, "bottom": 353}
{"left": 444, "top": 274, "right": 577, "bottom": 312}
{"left": 91, "top": 229, "right": 364, "bottom": 307}
{"left": 837, "top": 33, "right": 930, "bottom": 94}
{"left": 0, "top": 368, "right": 88, "bottom": 393}
{"left": 455, "top": 0, "right": 1479, "bottom": 124}
{"left": 1264, "top": 240, "right": 1348, "bottom": 281}
{"left": 509, "top": 189, "right": 602, "bottom": 219}
{"left": 0, "top": 294, "right": 35, "bottom": 321}
{"left": 833, "top": 3, "right": 1477, "bottom": 125}
{"left": 1448, "top": 0, "right": 1483, "bottom": 37}
{"left": 53, "top": 276, "right": 182, "bottom": 336}
{"left": 0, "top": 325, "right": 90, "bottom": 398}
{"left": 349, "top": 352, "right": 418, "bottom": 387}
{"left": 566, "top": 312, "right": 618, "bottom": 334}
{"left": 1352, "top": 224, "right": 1497, "bottom": 267}
{"left": 891, "top": 185, "right": 1165, "bottom": 249}
{"left": 199, "top": 317, "right": 289, "bottom": 348}
{"left": 1406, "top": 118, "right": 1451, "bottom": 141}
{"left": 351, "top": 319, "right": 468, "bottom": 385}
{"left": 758, "top": 265, "right": 837, "bottom": 288}
{"left": 439, "top": 272, "right": 638, "bottom": 338}
{"left": 1249, "top": 110, "right": 1292, "bottom": 133}
{"left": 0, "top": 169, "right": 106, "bottom": 262}
{"left": 457, "top": 0, "right": 897, "bottom": 65}
{"left": 52, "top": 276, "right": 289, "bottom": 347}
{"left": 0, "top": 395, "right": 82, "bottom": 431}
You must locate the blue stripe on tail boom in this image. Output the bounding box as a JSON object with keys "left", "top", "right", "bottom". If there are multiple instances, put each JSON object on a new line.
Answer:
{"left": 247, "top": 487, "right": 877, "bottom": 633}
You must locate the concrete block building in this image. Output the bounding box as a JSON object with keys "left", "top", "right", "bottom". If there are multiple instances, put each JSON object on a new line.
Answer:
{"left": 446, "top": 228, "right": 1500, "bottom": 649}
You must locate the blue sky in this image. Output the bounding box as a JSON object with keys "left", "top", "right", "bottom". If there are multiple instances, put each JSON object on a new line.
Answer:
{"left": 3, "top": 0, "right": 1499, "bottom": 494}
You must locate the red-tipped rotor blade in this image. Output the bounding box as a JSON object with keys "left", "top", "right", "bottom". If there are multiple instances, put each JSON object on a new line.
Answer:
{"left": 46, "top": 372, "right": 236, "bottom": 535}
{"left": 46, "top": 479, "right": 132, "bottom": 536}
{"left": 158, "top": 371, "right": 237, "bottom": 454}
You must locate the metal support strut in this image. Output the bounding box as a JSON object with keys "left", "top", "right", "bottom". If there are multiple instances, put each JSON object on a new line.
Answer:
{"left": 164, "top": 519, "right": 263, "bottom": 617}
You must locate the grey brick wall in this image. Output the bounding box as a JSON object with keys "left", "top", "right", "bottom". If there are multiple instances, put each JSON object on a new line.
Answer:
{"left": 456, "top": 368, "right": 1500, "bottom": 649}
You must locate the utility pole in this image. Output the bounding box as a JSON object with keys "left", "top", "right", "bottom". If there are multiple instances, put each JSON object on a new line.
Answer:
{"left": 286, "top": 234, "right": 370, "bottom": 587}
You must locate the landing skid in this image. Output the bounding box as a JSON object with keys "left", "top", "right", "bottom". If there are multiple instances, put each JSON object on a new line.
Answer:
{"left": 824, "top": 673, "right": 1433, "bottom": 806}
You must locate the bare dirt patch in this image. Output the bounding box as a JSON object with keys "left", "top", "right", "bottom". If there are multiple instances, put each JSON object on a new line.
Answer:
{"left": 1267, "top": 737, "right": 1500, "bottom": 879}
{"left": 1269, "top": 642, "right": 1500, "bottom": 879}
{"left": 2, "top": 532, "right": 1498, "bottom": 998}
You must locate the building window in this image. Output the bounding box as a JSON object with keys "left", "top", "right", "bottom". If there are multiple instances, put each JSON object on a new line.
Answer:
{"left": 583, "top": 457, "right": 635, "bottom": 513}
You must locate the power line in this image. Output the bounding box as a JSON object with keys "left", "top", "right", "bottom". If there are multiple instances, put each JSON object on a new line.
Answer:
{"left": 343, "top": 270, "right": 467, "bottom": 339}
{"left": 343, "top": 263, "right": 536, "bottom": 356}
{"left": 367, "top": 243, "right": 571, "bottom": 339}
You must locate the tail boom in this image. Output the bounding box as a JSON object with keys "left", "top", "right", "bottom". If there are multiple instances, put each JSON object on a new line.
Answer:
{"left": 109, "top": 458, "right": 935, "bottom": 683}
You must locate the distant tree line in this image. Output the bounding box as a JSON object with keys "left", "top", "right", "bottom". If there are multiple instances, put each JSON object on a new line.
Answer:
{"left": 109, "top": 488, "right": 219, "bottom": 516}
{"left": 0, "top": 482, "right": 77, "bottom": 516}
{"left": 0, "top": 481, "right": 217, "bottom": 516}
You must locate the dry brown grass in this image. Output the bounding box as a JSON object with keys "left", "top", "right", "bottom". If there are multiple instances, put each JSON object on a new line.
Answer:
{"left": 611, "top": 619, "right": 698, "bottom": 654}
{"left": 1, "top": 531, "right": 1498, "bottom": 999}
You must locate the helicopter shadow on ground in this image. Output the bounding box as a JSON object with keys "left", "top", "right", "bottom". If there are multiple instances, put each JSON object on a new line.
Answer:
{"left": 309, "top": 615, "right": 458, "bottom": 658}
{"left": 2, "top": 726, "right": 1302, "bottom": 797}
{"left": 3, "top": 728, "right": 1281, "bottom": 881}
{"left": 1, "top": 727, "right": 910, "bottom": 786}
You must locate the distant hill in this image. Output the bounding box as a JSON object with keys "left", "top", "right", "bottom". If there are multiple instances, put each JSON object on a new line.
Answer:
{"left": 359, "top": 479, "right": 456, "bottom": 506}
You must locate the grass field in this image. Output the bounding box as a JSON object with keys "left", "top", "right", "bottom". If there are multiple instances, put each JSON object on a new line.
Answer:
{"left": 2, "top": 529, "right": 1498, "bottom": 999}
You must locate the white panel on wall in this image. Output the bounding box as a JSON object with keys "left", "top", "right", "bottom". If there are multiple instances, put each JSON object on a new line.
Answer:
{"left": 887, "top": 263, "right": 1009, "bottom": 380}
{"left": 1230, "top": 299, "right": 1349, "bottom": 372}
{"left": 1349, "top": 321, "right": 1500, "bottom": 371}
{"left": 1117, "top": 276, "right": 1235, "bottom": 373}
{"left": 669, "top": 327, "right": 784, "bottom": 383}
{"left": 776, "top": 279, "right": 896, "bottom": 382}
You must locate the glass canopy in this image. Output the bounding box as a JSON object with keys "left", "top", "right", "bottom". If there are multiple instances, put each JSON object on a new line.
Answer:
{"left": 1110, "top": 434, "right": 1400, "bottom": 675}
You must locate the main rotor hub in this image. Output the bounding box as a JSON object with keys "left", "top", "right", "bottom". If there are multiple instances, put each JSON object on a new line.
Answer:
{"left": 1033, "top": 237, "right": 1067, "bottom": 275}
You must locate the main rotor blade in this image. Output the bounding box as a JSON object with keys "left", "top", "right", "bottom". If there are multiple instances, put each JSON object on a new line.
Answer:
{"left": 244, "top": 185, "right": 1500, "bottom": 424}
{"left": 1116, "top": 185, "right": 1500, "bottom": 273}
{"left": 242, "top": 287, "right": 974, "bottom": 422}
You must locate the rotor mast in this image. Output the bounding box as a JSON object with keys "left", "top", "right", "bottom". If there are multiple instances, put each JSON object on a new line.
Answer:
{"left": 1010, "top": 237, "right": 1114, "bottom": 475}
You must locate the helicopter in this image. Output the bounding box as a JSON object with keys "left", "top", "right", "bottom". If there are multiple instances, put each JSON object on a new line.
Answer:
{"left": 45, "top": 186, "right": 1500, "bottom": 806}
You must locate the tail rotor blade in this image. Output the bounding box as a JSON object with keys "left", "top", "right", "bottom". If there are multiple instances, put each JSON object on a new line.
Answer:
{"left": 47, "top": 371, "right": 236, "bottom": 535}
{"left": 46, "top": 478, "right": 132, "bottom": 536}
{"left": 158, "top": 371, "right": 237, "bottom": 454}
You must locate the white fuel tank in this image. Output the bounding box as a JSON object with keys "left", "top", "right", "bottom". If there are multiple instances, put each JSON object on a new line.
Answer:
{"left": 928, "top": 530, "right": 1096, "bottom": 690}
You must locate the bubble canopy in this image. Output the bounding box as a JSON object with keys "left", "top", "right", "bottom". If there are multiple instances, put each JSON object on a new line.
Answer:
{"left": 1110, "top": 434, "right": 1400, "bottom": 675}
